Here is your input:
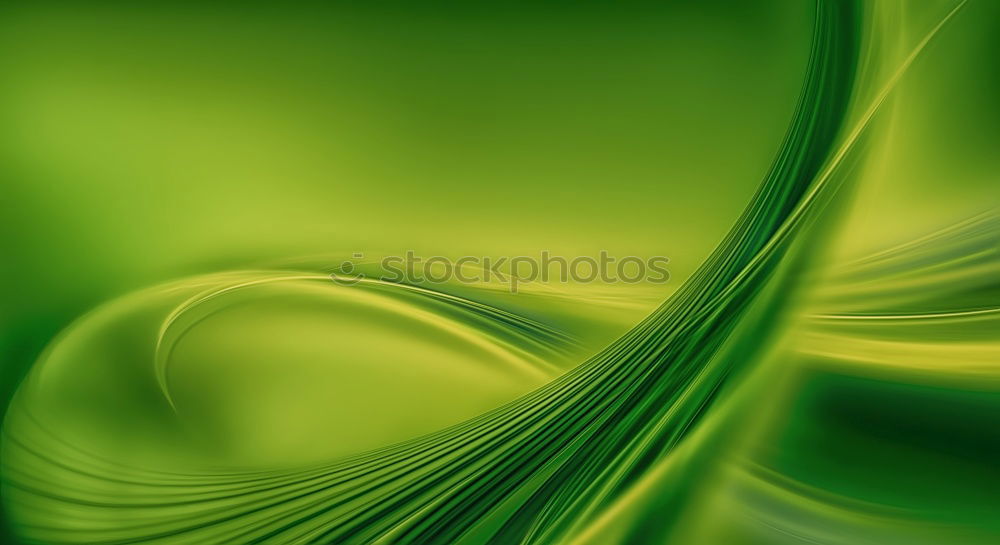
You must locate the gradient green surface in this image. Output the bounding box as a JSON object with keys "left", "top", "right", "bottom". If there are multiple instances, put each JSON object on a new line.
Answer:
{"left": 1, "top": 1, "right": 998, "bottom": 544}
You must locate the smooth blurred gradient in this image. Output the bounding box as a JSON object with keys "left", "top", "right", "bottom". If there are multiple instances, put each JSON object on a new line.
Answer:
{"left": 1, "top": 1, "right": 998, "bottom": 544}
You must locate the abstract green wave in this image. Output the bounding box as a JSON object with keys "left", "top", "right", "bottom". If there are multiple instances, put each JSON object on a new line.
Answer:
{"left": 2, "top": 1, "right": 998, "bottom": 544}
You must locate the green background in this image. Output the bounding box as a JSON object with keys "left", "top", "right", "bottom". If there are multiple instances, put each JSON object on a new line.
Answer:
{"left": 1, "top": 1, "right": 998, "bottom": 544}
